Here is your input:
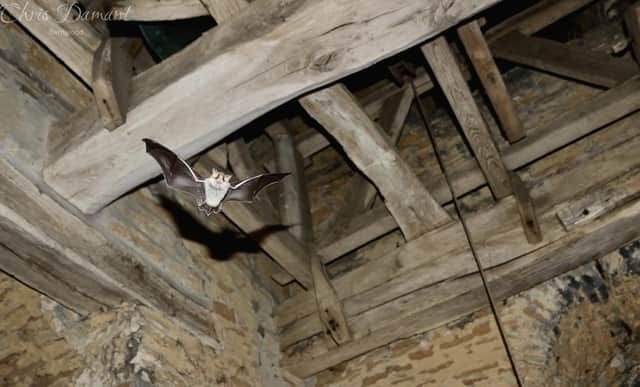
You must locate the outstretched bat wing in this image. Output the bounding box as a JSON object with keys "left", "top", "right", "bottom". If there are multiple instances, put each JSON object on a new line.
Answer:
{"left": 143, "top": 138, "right": 206, "bottom": 200}
{"left": 226, "top": 173, "right": 289, "bottom": 203}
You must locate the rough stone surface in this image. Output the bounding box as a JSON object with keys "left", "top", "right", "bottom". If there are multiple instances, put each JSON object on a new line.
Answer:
{"left": 0, "top": 267, "right": 300, "bottom": 387}
{"left": 0, "top": 272, "right": 83, "bottom": 387}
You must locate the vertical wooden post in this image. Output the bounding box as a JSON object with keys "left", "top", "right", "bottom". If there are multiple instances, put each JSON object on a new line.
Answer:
{"left": 625, "top": 2, "right": 640, "bottom": 63}
{"left": 422, "top": 36, "right": 512, "bottom": 199}
{"left": 267, "top": 122, "right": 352, "bottom": 345}
{"left": 458, "top": 20, "right": 526, "bottom": 143}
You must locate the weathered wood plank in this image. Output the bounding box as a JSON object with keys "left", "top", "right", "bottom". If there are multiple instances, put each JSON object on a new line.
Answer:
{"left": 321, "top": 74, "right": 640, "bottom": 263}
{"left": 43, "top": 0, "right": 504, "bottom": 214}
{"left": 300, "top": 84, "right": 451, "bottom": 240}
{"left": 422, "top": 36, "right": 512, "bottom": 199}
{"left": 316, "top": 206, "right": 396, "bottom": 264}
{"left": 92, "top": 38, "right": 133, "bottom": 130}
{"left": 200, "top": 0, "right": 247, "bottom": 22}
{"left": 111, "top": 0, "right": 208, "bottom": 20}
{"left": 266, "top": 123, "right": 312, "bottom": 246}
{"left": 318, "top": 84, "right": 413, "bottom": 246}
{"left": 275, "top": 116, "right": 640, "bottom": 338}
{"left": 283, "top": 197, "right": 640, "bottom": 377}
{"left": 485, "top": 0, "right": 596, "bottom": 44}
{"left": 458, "top": 20, "right": 526, "bottom": 143}
{"left": 492, "top": 32, "right": 639, "bottom": 89}
{"left": 0, "top": 0, "right": 102, "bottom": 83}
{"left": 0, "top": 240, "right": 109, "bottom": 314}
{"left": 0, "top": 157, "right": 221, "bottom": 346}
{"left": 511, "top": 172, "right": 542, "bottom": 244}
{"left": 626, "top": 2, "right": 640, "bottom": 63}
{"left": 503, "top": 75, "right": 640, "bottom": 169}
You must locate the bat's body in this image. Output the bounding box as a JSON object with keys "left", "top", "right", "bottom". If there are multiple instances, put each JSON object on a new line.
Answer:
{"left": 143, "top": 139, "right": 288, "bottom": 215}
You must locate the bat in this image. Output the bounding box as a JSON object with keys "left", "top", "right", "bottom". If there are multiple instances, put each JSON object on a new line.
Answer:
{"left": 143, "top": 138, "right": 289, "bottom": 215}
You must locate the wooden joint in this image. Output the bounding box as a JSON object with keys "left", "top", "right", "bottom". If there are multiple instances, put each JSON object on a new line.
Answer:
{"left": 92, "top": 37, "right": 133, "bottom": 131}
{"left": 510, "top": 172, "right": 542, "bottom": 244}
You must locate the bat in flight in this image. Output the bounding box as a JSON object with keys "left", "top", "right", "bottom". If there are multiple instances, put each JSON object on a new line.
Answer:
{"left": 143, "top": 138, "right": 288, "bottom": 215}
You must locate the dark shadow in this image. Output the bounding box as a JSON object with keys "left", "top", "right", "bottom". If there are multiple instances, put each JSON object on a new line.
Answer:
{"left": 156, "top": 196, "right": 291, "bottom": 261}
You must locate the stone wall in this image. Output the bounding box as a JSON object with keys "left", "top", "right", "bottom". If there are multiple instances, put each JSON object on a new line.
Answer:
{"left": 0, "top": 264, "right": 301, "bottom": 387}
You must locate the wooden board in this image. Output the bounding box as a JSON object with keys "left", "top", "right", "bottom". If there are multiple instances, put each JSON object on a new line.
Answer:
{"left": 458, "top": 20, "right": 526, "bottom": 143}
{"left": 43, "top": 0, "right": 504, "bottom": 214}
{"left": 503, "top": 75, "right": 640, "bottom": 168}
{"left": 200, "top": 0, "right": 247, "bottom": 22}
{"left": 422, "top": 36, "right": 512, "bottom": 199}
{"left": 92, "top": 38, "right": 133, "bottom": 130}
{"left": 0, "top": 0, "right": 102, "bottom": 83}
{"left": 485, "top": 0, "right": 596, "bottom": 44}
{"left": 319, "top": 74, "right": 640, "bottom": 265}
{"left": 492, "top": 32, "right": 639, "bottom": 89}
{"left": 300, "top": 84, "right": 451, "bottom": 241}
{"left": 626, "top": 2, "right": 640, "bottom": 63}
{"left": 283, "top": 197, "right": 640, "bottom": 377}
{"left": 111, "top": 0, "right": 209, "bottom": 20}
{"left": 274, "top": 115, "right": 640, "bottom": 340}
{"left": 0, "top": 157, "right": 220, "bottom": 346}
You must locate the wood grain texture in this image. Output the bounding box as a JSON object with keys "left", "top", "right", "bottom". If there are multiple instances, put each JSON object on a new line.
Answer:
{"left": 492, "top": 32, "right": 639, "bottom": 89}
{"left": 92, "top": 38, "right": 133, "bottom": 130}
{"left": 318, "top": 84, "right": 414, "bottom": 247}
{"left": 200, "top": 0, "right": 247, "bottom": 22}
{"left": 503, "top": 75, "right": 640, "bottom": 169}
{"left": 0, "top": 157, "right": 222, "bottom": 345}
{"left": 111, "top": 0, "right": 208, "bottom": 20}
{"left": 458, "top": 20, "right": 526, "bottom": 143}
{"left": 485, "top": 0, "right": 596, "bottom": 44}
{"left": 625, "top": 2, "right": 640, "bottom": 63}
{"left": 315, "top": 75, "right": 640, "bottom": 266}
{"left": 275, "top": 117, "right": 640, "bottom": 343}
{"left": 266, "top": 123, "right": 313, "bottom": 246}
{"left": 511, "top": 172, "right": 542, "bottom": 244}
{"left": 284, "top": 197, "right": 640, "bottom": 377}
{"left": 0, "top": 0, "right": 102, "bottom": 83}
{"left": 422, "top": 37, "right": 512, "bottom": 199}
{"left": 43, "top": 0, "right": 503, "bottom": 214}
{"left": 300, "top": 84, "right": 451, "bottom": 241}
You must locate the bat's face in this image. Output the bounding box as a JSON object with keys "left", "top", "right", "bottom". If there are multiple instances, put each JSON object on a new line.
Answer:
{"left": 204, "top": 177, "right": 231, "bottom": 208}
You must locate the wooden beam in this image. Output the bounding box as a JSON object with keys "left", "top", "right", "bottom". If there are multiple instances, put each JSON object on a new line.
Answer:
{"left": 267, "top": 122, "right": 350, "bottom": 343}
{"left": 317, "top": 67, "right": 640, "bottom": 266}
{"left": 266, "top": 123, "right": 313, "bottom": 246}
{"left": 625, "top": 2, "right": 640, "bottom": 64}
{"left": 485, "top": 0, "right": 596, "bottom": 44}
{"left": 274, "top": 114, "right": 640, "bottom": 337}
{"left": 492, "top": 32, "right": 639, "bottom": 89}
{"left": 200, "top": 0, "right": 248, "bottom": 22}
{"left": 318, "top": 84, "right": 414, "bottom": 245}
{"left": 43, "top": 0, "right": 504, "bottom": 214}
{"left": 92, "top": 38, "right": 133, "bottom": 130}
{"left": 0, "top": 157, "right": 219, "bottom": 345}
{"left": 504, "top": 75, "right": 640, "bottom": 169}
{"left": 300, "top": 84, "right": 451, "bottom": 241}
{"left": 422, "top": 37, "right": 512, "bottom": 199}
{"left": 283, "top": 197, "right": 640, "bottom": 377}
{"left": 458, "top": 20, "right": 526, "bottom": 143}
{"left": 0, "top": 239, "right": 118, "bottom": 314}
{"left": 511, "top": 172, "right": 542, "bottom": 244}
{"left": 111, "top": 0, "right": 209, "bottom": 20}
{"left": 0, "top": 0, "right": 102, "bottom": 83}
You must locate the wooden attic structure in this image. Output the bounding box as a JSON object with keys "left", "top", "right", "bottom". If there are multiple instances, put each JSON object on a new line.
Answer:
{"left": 2, "top": 0, "right": 640, "bottom": 384}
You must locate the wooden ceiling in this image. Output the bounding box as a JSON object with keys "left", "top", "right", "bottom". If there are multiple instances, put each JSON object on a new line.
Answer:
{"left": 0, "top": 0, "right": 640, "bottom": 380}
